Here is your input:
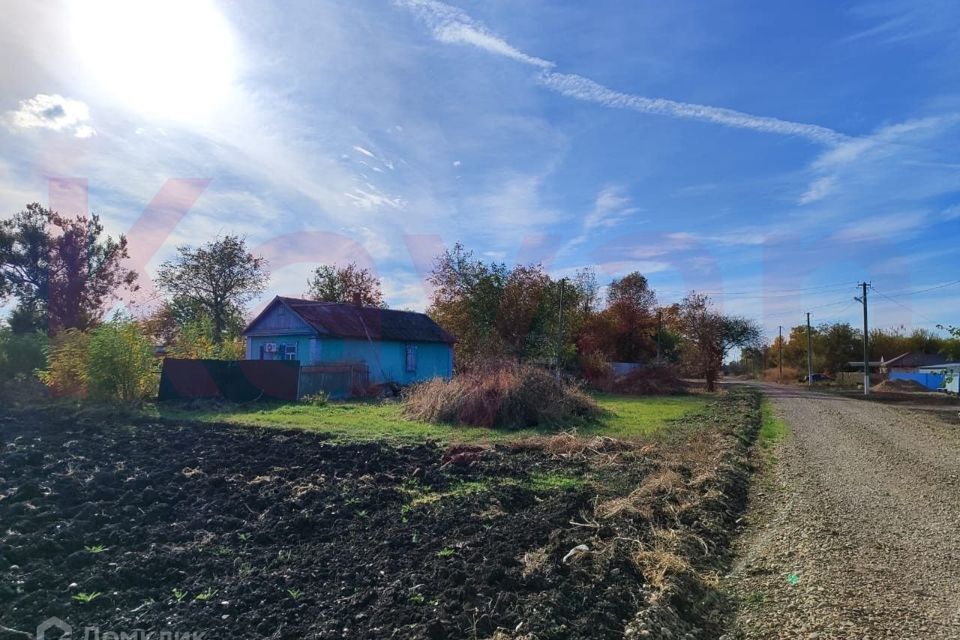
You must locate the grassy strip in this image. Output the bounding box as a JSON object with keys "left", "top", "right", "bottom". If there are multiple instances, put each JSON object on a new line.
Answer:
{"left": 150, "top": 394, "right": 706, "bottom": 444}
{"left": 759, "top": 399, "right": 790, "bottom": 449}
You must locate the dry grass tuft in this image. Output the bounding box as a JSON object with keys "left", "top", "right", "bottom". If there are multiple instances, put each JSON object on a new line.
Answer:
{"left": 595, "top": 467, "right": 687, "bottom": 519}
{"left": 520, "top": 546, "right": 550, "bottom": 578}
{"left": 632, "top": 547, "right": 692, "bottom": 590}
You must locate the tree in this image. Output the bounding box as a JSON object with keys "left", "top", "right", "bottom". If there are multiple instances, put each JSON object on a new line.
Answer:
{"left": 577, "top": 271, "right": 658, "bottom": 364}
{"left": 607, "top": 272, "right": 656, "bottom": 311}
{"left": 0, "top": 203, "right": 138, "bottom": 334}
{"left": 427, "top": 244, "right": 591, "bottom": 367}
{"left": 155, "top": 236, "right": 268, "bottom": 344}
{"left": 817, "top": 322, "right": 860, "bottom": 374}
{"left": 306, "top": 262, "right": 385, "bottom": 307}
{"left": 676, "top": 293, "right": 761, "bottom": 391}
{"left": 495, "top": 264, "right": 550, "bottom": 361}
{"left": 428, "top": 243, "right": 508, "bottom": 367}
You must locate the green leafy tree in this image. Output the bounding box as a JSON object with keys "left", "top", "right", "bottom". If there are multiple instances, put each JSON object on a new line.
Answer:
{"left": 306, "top": 262, "right": 385, "bottom": 307}
{"left": 816, "top": 322, "right": 861, "bottom": 374}
{"left": 428, "top": 243, "right": 508, "bottom": 367}
{"left": 155, "top": 236, "right": 267, "bottom": 344}
{"left": 0, "top": 203, "right": 138, "bottom": 334}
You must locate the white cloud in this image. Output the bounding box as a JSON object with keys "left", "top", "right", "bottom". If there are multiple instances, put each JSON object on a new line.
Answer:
{"left": 943, "top": 204, "right": 960, "bottom": 221}
{"left": 798, "top": 176, "right": 836, "bottom": 204}
{"left": 353, "top": 145, "right": 376, "bottom": 158}
{"left": 796, "top": 115, "right": 960, "bottom": 225}
{"left": 538, "top": 72, "right": 846, "bottom": 145}
{"left": 397, "top": 0, "right": 845, "bottom": 145}
{"left": 5, "top": 93, "right": 96, "bottom": 138}
{"left": 584, "top": 186, "right": 638, "bottom": 231}
{"left": 394, "top": 0, "right": 553, "bottom": 68}
{"left": 452, "top": 159, "right": 461, "bottom": 167}
{"left": 830, "top": 211, "right": 928, "bottom": 242}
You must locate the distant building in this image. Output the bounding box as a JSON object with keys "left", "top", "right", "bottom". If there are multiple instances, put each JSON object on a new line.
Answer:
{"left": 848, "top": 351, "right": 949, "bottom": 374}
{"left": 242, "top": 296, "right": 455, "bottom": 390}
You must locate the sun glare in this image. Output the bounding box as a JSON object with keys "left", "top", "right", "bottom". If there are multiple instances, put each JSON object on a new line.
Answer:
{"left": 69, "top": 0, "right": 237, "bottom": 122}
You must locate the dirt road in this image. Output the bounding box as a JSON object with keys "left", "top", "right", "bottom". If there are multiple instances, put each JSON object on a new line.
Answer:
{"left": 725, "top": 384, "right": 960, "bottom": 639}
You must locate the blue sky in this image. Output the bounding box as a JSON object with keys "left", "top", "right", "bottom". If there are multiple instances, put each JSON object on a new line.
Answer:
{"left": 1, "top": 0, "right": 958, "bottom": 341}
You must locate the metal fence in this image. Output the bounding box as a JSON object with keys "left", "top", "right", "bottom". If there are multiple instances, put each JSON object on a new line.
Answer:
{"left": 299, "top": 363, "right": 370, "bottom": 399}
{"left": 158, "top": 359, "right": 300, "bottom": 402}
{"left": 889, "top": 371, "right": 946, "bottom": 390}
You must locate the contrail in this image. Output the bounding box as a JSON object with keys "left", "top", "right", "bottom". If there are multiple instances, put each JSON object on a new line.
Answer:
{"left": 396, "top": 0, "right": 846, "bottom": 145}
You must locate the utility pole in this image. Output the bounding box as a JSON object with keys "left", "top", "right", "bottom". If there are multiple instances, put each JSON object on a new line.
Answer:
{"left": 778, "top": 325, "right": 783, "bottom": 384}
{"left": 656, "top": 309, "right": 663, "bottom": 364}
{"left": 555, "top": 278, "right": 565, "bottom": 377}
{"left": 856, "top": 282, "right": 870, "bottom": 395}
{"left": 806, "top": 312, "right": 813, "bottom": 386}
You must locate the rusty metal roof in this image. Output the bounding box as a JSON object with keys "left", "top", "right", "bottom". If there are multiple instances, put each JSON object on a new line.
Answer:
{"left": 245, "top": 296, "right": 455, "bottom": 344}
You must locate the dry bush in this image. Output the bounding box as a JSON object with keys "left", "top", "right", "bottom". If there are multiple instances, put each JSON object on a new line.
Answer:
{"left": 404, "top": 363, "right": 600, "bottom": 429}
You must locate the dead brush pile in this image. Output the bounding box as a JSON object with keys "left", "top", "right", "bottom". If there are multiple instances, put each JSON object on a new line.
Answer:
{"left": 403, "top": 363, "right": 600, "bottom": 429}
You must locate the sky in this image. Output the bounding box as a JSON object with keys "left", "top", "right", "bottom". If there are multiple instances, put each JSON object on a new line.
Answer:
{"left": 1, "top": 0, "right": 959, "bottom": 342}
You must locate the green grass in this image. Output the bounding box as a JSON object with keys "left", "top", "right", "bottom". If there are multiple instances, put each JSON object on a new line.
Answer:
{"left": 759, "top": 399, "right": 790, "bottom": 448}
{"left": 153, "top": 393, "right": 706, "bottom": 444}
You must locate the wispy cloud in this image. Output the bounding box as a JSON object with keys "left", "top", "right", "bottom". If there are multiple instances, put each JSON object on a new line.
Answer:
{"left": 538, "top": 72, "right": 847, "bottom": 145}
{"left": 394, "top": 0, "right": 553, "bottom": 68}
{"left": 798, "top": 176, "right": 836, "bottom": 204}
{"left": 397, "top": 0, "right": 845, "bottom": 145}
{"left": 5, "top": 93, "right": 95, "bottom": 138}
{"left": 584, "top": 186, "right": 638, "bottom": 231}
{"left": 830, "top": 211, "right": 928, "bottom": 242}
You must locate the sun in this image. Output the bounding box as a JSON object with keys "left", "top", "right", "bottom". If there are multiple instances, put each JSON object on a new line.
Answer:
{"left": 69, "top": 0, "right": 237, "bottom": 122}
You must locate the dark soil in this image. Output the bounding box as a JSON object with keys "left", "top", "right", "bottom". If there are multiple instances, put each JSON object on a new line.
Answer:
{"left": 0, "top": 392, "right": 759, "bottom": 639}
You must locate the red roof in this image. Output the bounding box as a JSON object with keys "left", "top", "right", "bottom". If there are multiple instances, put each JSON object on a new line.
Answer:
{"left": 245, "top": 297, "right": 455, "bottom": 344}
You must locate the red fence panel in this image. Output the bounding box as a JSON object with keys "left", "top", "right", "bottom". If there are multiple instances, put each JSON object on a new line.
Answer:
{"left": 158, "top": 359, "right": 299, "bottom": 402}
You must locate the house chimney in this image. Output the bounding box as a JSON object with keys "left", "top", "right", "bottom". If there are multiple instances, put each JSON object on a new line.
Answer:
{"left": 352, "top": 292, "right": 362, "bottom": 307}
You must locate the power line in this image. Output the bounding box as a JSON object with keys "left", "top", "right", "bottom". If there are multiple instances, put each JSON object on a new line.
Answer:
{"left": 869, "top": 279, "right": 960, "bottom": 297}
{"left": 659, "top": 282, "right": 856, "bottom": 299}
{"left": 869, "top": 285, "right": 946, "bottom": 328}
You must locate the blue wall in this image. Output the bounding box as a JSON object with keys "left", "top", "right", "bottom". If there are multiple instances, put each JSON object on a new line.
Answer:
{"left": 889, "top": 371, "right": 945, "bottom": 390}
{"left": 246, "top": 334, "right": 453, "bottom": 384}
{"left": 316, "top": 338, "right": 452, "bottom": 384}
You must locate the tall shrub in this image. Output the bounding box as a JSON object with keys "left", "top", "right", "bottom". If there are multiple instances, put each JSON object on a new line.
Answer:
{"left": 167, "top": 317, "right": 244, "bottom": 360}
{"left": 0, "top": 328, "right": 47, "bottom": 382}
{"left": 38, "top": 329, "right": 91, "bottom": 396}
{"left": 86, "top": 320, "right": 158, "bottom": 402}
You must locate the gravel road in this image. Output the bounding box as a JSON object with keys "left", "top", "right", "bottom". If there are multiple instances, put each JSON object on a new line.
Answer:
{"left": 725, "top": 384, "right": 960, "bottom": 639}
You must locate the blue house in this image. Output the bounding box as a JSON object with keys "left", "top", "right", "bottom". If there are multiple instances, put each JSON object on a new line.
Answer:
{"left": 242, "top": 296, "right": 455, "bottom": 395}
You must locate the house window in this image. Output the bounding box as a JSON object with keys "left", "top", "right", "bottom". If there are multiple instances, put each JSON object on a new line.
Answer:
{"left": 284, "top": 343, "right": 298, "bottom": 361}
{"left": 405, "top": 344, "right": 417, "bottom": 373}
